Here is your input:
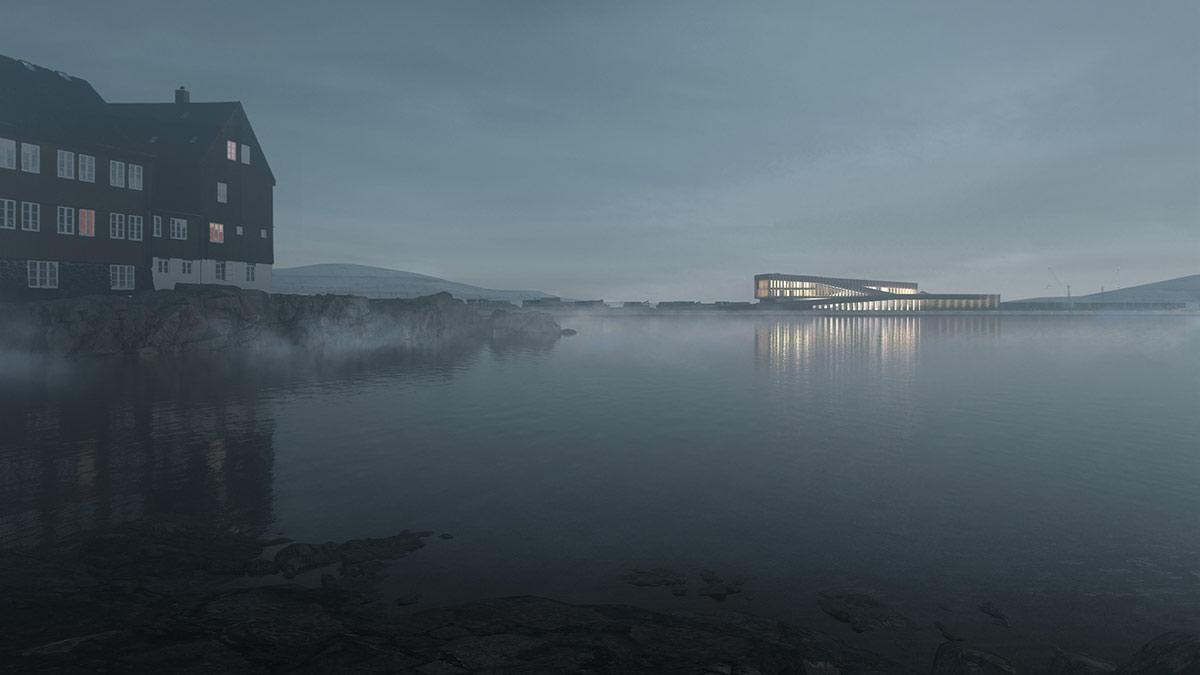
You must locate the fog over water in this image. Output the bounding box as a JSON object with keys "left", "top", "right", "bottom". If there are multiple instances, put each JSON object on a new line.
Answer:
{"left": 2, "top": 315, "right": 1197, "bottom": 660}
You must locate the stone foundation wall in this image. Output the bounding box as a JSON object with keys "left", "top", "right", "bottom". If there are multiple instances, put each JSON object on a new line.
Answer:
{"left": 0, "top": 259, "right": 141, "bottom": 302}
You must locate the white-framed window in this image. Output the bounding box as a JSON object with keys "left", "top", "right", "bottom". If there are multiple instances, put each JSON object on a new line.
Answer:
{"left": 235, "top": 225, "right": 244, "bottom": 236}
{"left": 21, "top": 143, "right": 39, "bottom": 173}
{"left": 128, "top": 163, "right": 143, "bottom": 190}
{"left": 109, "top": 160, "right": 125, "bottom": 187}
{"left": 217, "top": 182, "right": 227, "bottom": 203}
{"left": 182, "top": 260, "right": 193, "bottom": 275}
{"left": 110, "top": 264, "right": 135, "bottom": 291}
{"left": 170, "top": 217, "right": 187, "bottom": 240}
{"left": 246, "top": 263, "right": 256, "bottom": 282}
{"left": 57, "top": 150, "right": 75, "bottom": 179}
{"left": 128, "top": 214, "right": 143, "bottom": 241}
{"left": 226, "top": 140, "right": 238, "bottom": 161}
{"left": 56, "top": 206, "right": 75, "bottom": 235}
{"left": 78, "top": 154, "right": 95, "bottom": 182}
{"left": 0, "top": 138, "right": 15, "bottom": 170}
{"left": 215, "top": 260, "right": 226, "bottom": 281}
{"left": 240, "top": 144, "right": 251, "bottom": 164}
{"left": 21, "top": 202, "right": 39, "bottom": 231}
{"left": 260, "top": 228, "right": 268, "bottom": 239}
{"left": 152, "top": 216, "right": 162, "bottom": 237}
{"left": 79, "top": 209, "right": 95, "bottom": 237}
{"left": 109, "top": 212, "right": 126, "bottom": 239}
{"left": 0, "top": 199, "right": 14, "bottom": 228}
{"left": 209, "top": 222, "right": 224, "bottom": 243}
{"left": 28, "top": 260, "right": 59, "bottom": 289}
{"left": 156, "top": 258, "right": 169, "bottom": 274}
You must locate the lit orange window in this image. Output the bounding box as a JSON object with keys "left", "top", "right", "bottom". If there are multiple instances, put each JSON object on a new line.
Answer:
{"left": 226, "top": 140, "right": 237, "bottom": 161}
{"left": 209, "top": 222, "right": 224, "bottom": 243}
{"left": 78, "top": 209, "right": 95, "bottom": 237}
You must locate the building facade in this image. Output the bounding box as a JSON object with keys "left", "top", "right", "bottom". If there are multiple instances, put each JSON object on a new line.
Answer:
{"left": 754, "top": 274, "right": 998, "bottom": 310}
{"left": 0, "top": 55, "right": 274, "bottom": 301}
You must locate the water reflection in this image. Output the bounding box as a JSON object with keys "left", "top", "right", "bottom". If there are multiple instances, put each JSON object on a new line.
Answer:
{"left": 754, "top": 315, "right": 1001, "bottom": 373}
{"left": 0, "top": 346, "right": 486, "bottom": 550}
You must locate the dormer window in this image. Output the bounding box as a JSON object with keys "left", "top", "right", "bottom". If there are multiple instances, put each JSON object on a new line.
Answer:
{"left": 226, "top": 140, "right": 238, "bottom": 161}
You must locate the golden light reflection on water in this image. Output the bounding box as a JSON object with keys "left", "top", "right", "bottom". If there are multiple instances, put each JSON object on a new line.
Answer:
{"left": 755, "top": 315, "right": 1001, "bottom": 373}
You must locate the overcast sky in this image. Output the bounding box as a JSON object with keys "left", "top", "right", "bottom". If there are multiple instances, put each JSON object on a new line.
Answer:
{"left": 7, "top": 1, "right": 1198, "bottom": 300}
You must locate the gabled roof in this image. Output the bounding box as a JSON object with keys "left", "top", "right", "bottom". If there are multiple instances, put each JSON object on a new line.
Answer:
{"left": 107, "top": 101, "right": 275, "bottom": 182}
{"left": 0, "top": 53, "right": 142, "bottom": 152}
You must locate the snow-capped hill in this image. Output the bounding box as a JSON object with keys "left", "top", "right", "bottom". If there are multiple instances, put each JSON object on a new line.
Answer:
{"left": 273, "top": 264, "right": 556, "bottom": 303}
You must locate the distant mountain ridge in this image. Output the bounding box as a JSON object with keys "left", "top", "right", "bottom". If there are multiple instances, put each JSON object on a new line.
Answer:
{"left": 273, "top": 264, "right": 556, "bottom": 303}
{"left": 1016, "top": 274, "right": 1200, "bottom": 305}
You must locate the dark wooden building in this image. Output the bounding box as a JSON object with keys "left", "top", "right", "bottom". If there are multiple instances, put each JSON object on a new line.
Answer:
{"left": 0, "top": 54, "right": 274, "bottom": 300}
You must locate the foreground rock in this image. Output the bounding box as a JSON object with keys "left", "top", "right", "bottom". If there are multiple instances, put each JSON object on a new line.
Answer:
{"left": 931, "top": 643, "right": 1018, "bottom": 674}
{"left": 817, "top": 592, "right": 915, "bottom": 633}
{"left": 1, "top": 520, "right": 1195, "bottom": 673}
{"left": 1116, "top": 633, "right": 1200, "bottom": 674}
{"left": 0, "top": 287, "right": 564, "bottom": 357}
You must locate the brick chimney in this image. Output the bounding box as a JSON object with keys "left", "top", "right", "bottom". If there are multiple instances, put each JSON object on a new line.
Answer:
{"left": 175, "top": 86, "right": 190, "bottom": 104}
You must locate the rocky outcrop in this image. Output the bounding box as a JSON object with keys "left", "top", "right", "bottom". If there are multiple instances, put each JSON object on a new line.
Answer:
{"left": 0, "top": 286, "right": 563, "bottom": 357}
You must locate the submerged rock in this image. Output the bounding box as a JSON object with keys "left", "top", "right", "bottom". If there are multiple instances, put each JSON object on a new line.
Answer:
{"left": 979, "top": 601, "right": 1011, "bottom": 627}
{"left": 624, "top": 567, "right": 688, "bottom": 588}
{"left": 274, "top": 530, "right": 432, "bottom": 578}
{"left": 697, "top": 569, "right": 745, "bottom": 602}
{"left": 931, "top": 642, "right": 1018, "bottom": 674}
{"left": 935, "top": 621, "right": 966, "bottom": 642}
{"left": 1048, "top": 648, "right": 1116, "bottom": 674}
{"left": 1116, "top": 632, "right": 1200, "bottom": 674}
{"left": 817, "top": 592, "right": 914, "bottom": 633}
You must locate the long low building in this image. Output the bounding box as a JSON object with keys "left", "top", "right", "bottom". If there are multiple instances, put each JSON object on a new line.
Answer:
{"left": 754, "top": 273, "right": 998, "bottom": 311}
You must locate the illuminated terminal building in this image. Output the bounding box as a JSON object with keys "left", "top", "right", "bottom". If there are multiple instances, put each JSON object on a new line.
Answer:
{"left": 754, "top": 274, "right": 998, "bottom": 311}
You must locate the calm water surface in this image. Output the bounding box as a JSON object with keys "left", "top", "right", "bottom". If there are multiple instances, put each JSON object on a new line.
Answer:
{"left": 2, "top": 315, "right": 1198, "bottom": 659}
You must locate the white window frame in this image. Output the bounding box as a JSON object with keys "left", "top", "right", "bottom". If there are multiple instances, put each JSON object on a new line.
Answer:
{"left": 21, "top": 143, "right": 39, "bottom": 173}
{"left": 215, "top": 260, "right": 226, "bottom": 281}
{"left": 0, "top": 199, "right": 14, "bottom": 229}
{"left": 153, "top": 215, "right": 162, "bottom": 237}
{"left": 182, "top": 260, "right": 193, "bottom": 275}
{"left": 260, "top": 228, "right": 268, "bottom": 239}
{"left": 128, "top": 163, "right": 143, "bottom": 191}
{"left": 246, "top": 263, "right": 256, "bottom": 282}
{"left": 128, "top": 214, "right": 143, "bottom": 241}
{"left": 21, "top": 202, "right": 39, "bottom": 231}
{"left": 28, "top": 260, "right": 59, "bottom": 289}
{"left": 78, "top": 208, "right": 95, "bottom": 237}
{"left": 217, "top": 182, "right": 228, "bottom": 203}
{"left": 209, "top": 222, "right": 224, "bottom": 243}
{"left": 78, "top": 154, "right": 95, "bottom": 183}
{"left": 226, "top": 140, "right": 238, "bottom": 161}
{"left": 0, "top": 138, "right": 15, "bottom": 170}
{"left": 235, "top": 225, "right": 243, "bottom": 236}
{"left": 110, "top": 212, "right": 126, "bottom": 239}
{"left": 109, "top": 264, "right": 135, "bottom": 291}
{"left": 56, "top": 206, "right": 75, "bottom": 235}
{"left": 170, "top": 217, "right": 187, "bottom": 240}
{"left": 240, "top": 144, "right": 251, "bottom": 164}
{"left": 109, "top": 159, "right": 125, "bottom": 187}
{"left": 57, "top": 150, "right": 75, "bottom": 179}
{"left": 156, "top": 258, "right": 169, "bottom": 274}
